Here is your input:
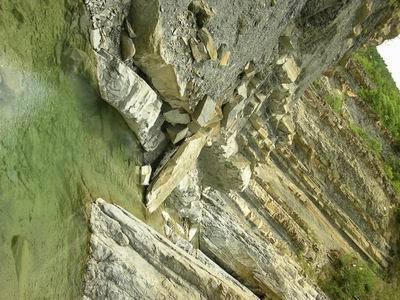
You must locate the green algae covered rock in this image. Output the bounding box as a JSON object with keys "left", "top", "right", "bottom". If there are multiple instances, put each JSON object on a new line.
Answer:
{"left": 0, "top": 0, "right": 144, "bottom": 298}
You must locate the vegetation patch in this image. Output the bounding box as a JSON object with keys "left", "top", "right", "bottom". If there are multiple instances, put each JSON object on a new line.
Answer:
{"left": 325, "top": 90, "right": 344, "bottom": 114}
{"left": 384, "top": 155, "right": 400, "bottom": 193}
{"left": 349, "top": 123, "right": 382, "bottom": 155}
{"left": 354, "top": 48, "right": 400, "bottom": 141}
{"left": 354, "top": 47, "right": 400, "bottom": 193}
{"left": 321, "top": 254, "right": 400, "bottom": 300}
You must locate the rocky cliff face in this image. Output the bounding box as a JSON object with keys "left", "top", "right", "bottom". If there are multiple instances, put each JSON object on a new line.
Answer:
{"left": 1, "top": 0, "right": 399, "bottom": 299}
{"left": 80, "top": 0, "right": 400, "bottom": 299}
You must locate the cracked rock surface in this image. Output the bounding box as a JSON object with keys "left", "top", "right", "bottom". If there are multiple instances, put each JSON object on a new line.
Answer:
{"left": 84, "top": 199, "right": 258, "bottom": 300}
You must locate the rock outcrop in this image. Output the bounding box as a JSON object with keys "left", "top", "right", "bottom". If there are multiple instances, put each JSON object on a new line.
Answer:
{"left": 0, "top": 0, "right": 384, "bottom": 299}
{"left": 96, "top": 51, "right": 162, "bottom": 151}
{"left": 2, "top": 0, "right": 399, "bottom": 298}
{"left": 84, "top": 199, "right": 258, "bottom": 299}
{"left": 80, "top": 0, "right": 400, "bottom": 299}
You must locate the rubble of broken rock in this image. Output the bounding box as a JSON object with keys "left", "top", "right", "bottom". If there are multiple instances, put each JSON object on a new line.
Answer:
{"left": 83, "top": 0, "right": 399, "bottom": 299}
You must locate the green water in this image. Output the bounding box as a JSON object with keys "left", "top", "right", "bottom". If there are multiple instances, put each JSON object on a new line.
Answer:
{"left": 0, "top": 69, "right": 144, "bottom": 299}
{"left": 0, "top": 1, "right": 144, "bottom": 298}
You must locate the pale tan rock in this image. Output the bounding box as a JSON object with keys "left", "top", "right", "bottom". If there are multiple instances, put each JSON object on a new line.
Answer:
{"left": 277, "top": 55, "right": 300, "bottom": 83}
{"left": 188, "top": 0, "right": 215, "bottom": 27}
{"left": 140, "top": 165, "right": 152, "bottom": 186}
{"left": 222, "top": 97, "right": 246, "bottom": 130}
{"left": 198, "top": 27, "right": 218, "bottom": 60}
{"left": 189, "top": 38, "right": 208, "bottom": 62}
{"left": 146, "top": 130, "right": 208, "bottom": 213}
{"left": 193, "top": 95, "right": 217, "bottom": 127}
{"left": 125, "top": 19, "right": 136, "bottom": 38}
{"left": 353, "top": 24, "right": 363, "bottom": 37}
{"left": 166, "top": 125, "right": 189, "bottom": 144}
{"left": 199, "top": 148, "right": 251, "bottom": 191}
{"left": 219, "top": 51, "right": 231, "bottom": 66}
{"left": 244, "top": 62, "right": 256, "bottom": 78}
{"left": 89, "top": 28, "right": 101, "bottom": 50}
{"left": 120, "top": 31, "right": 136, "bottom": 61}
{"left": 255, "top": 92, "right": 267, "bottom": 102}
{"left": 85, "top": 200, "right": 258, "bottom": 299}
{"left": 236, "top": 82, "right": 248, "bottom": 99}
{"left": 163, "top": 109, "right": 191, "bottom": 125}
{"left": 95, "top": 51, "right": 162, "bottom": 151}
{"left": 188, "top": 227, "right": 198, "bottom": 241}
{"left": 201, "top": 189, "right": 324, "bottom": 299}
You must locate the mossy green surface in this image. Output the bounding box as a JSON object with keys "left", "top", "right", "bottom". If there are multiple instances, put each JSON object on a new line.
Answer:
{"left": 354, "top": 48, "right": 400, "bottom": 141}
{"left": 326, "top": 90, "right": 344, "bottom": 114}
{"left": 0, "top": 0, "right": 144, "bottom": 298}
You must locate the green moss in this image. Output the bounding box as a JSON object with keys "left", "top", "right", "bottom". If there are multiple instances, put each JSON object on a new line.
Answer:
{"left": 325, "top": 90, "right": 344, "bottom": 114}
{"left": 354, "top": 48, "right": 400, "bottom": 195}
{"left": 321, "top": 254, "right": 379, "bottom": 300}
{"left": 384, "top": 156, "right": 400, "bottom": 194}
{"left": 349, "top": 123, "right": 383, "bottom": 155}
{"left": 354, "top": 48, "right": 400, "bottom": 141}
{"left": 321, "top": 254, "right": 400, "bottom": 300}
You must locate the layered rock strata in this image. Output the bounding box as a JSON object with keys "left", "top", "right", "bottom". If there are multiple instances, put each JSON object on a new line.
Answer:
{"left": 84, "top": 199, "right": 258, "bottom": 299}
{"left": 83, "top": 0, "right": 399, "bottom": 299}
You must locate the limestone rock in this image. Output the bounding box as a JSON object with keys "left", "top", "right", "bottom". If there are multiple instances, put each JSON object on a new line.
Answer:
{"left": 219, "top": 51, "right": 231, "bottom": 66}
{"left": 146, "top": 130, "right": 208, "bottom": 213}
{"left": 276, "top": 55, "right": 301, "bottom": 83}
{"left": 222, "top": 98, "right": 246, "bottom": 130}
{"left": 243, "top": 62, "right": 256, "bottom": 79}
{"left": 120, "top": 31, "right": 136, "bottom": 61}
{"left": 188, "top": 0, "right": 215, "bottom": 28}
{"left": 200, "top": 152, "right": 251, "bottom": 192}
{"left": 140, "top": 165, "right": 152, "bottom": 186}
{"left": 127, "top": 0, "right": 188, "bottom": 103}
{"left": 189, "top": 38, "right": 208, "bottom": 62}
{"left": 236, "top": 82, "right": 248, "bottom": 100}
{"left": 352, "top": 25, "right": 363, "bottom": 37}
{"left": 95, "top": 50, "right": 162, "bottom": 151}
{"left": 163, "top": 108, "right": 191, "bottom": 125}
{"left": 84, "top": 199, "right": 258, "bottom": 299}
{"left": 188, "top": 227, "right": 198, "bottom": 241}
{"left": 200, "top": 189, "right": 325, "bottom": 299}
{"left": 85, "top": 0, "right": 131, "bottom": 56}
{"left": 89, "top": 28, "right": 101, "bottom": 50}
{"left": 197, "top": 27, "right": 218, "bottom": 61}
{"left": 166, "top": 125, "right": 189, "bottom": 144}
{"left": 217, "top": 44, "right": 231, "bottom": 66}
{"left": 193, "top": 95, "right": 217, "bottom": 127}
{"left": 166, "top": 169, "right": 203, "bottom": 224}
{"left": 125, "top": 19, "right": 136, "bottom": 38}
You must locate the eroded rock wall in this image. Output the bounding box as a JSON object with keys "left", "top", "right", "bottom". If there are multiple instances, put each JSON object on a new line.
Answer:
{"left": 81, "top": 0, "right": 400, "bottom": 299}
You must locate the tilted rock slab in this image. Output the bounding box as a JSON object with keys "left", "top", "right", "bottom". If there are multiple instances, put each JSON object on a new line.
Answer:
{"left": 96, "top": 50, "right": 162, "bottom": 151}
{"left": 84, "top": 199, "right": 258, "bottom": 300}
{"left": 86, "top": 0, "right": 164, "bottom": 152}
{"left": 200, "top": 188, "right": 326, "bottom": 300}
{"left": 146, "top": 130, "right": 208, "bottom": 213}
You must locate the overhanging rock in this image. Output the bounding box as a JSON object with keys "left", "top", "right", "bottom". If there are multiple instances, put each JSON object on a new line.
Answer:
{"left": 96, "top": 51, "right": 162, "bottom": 151}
